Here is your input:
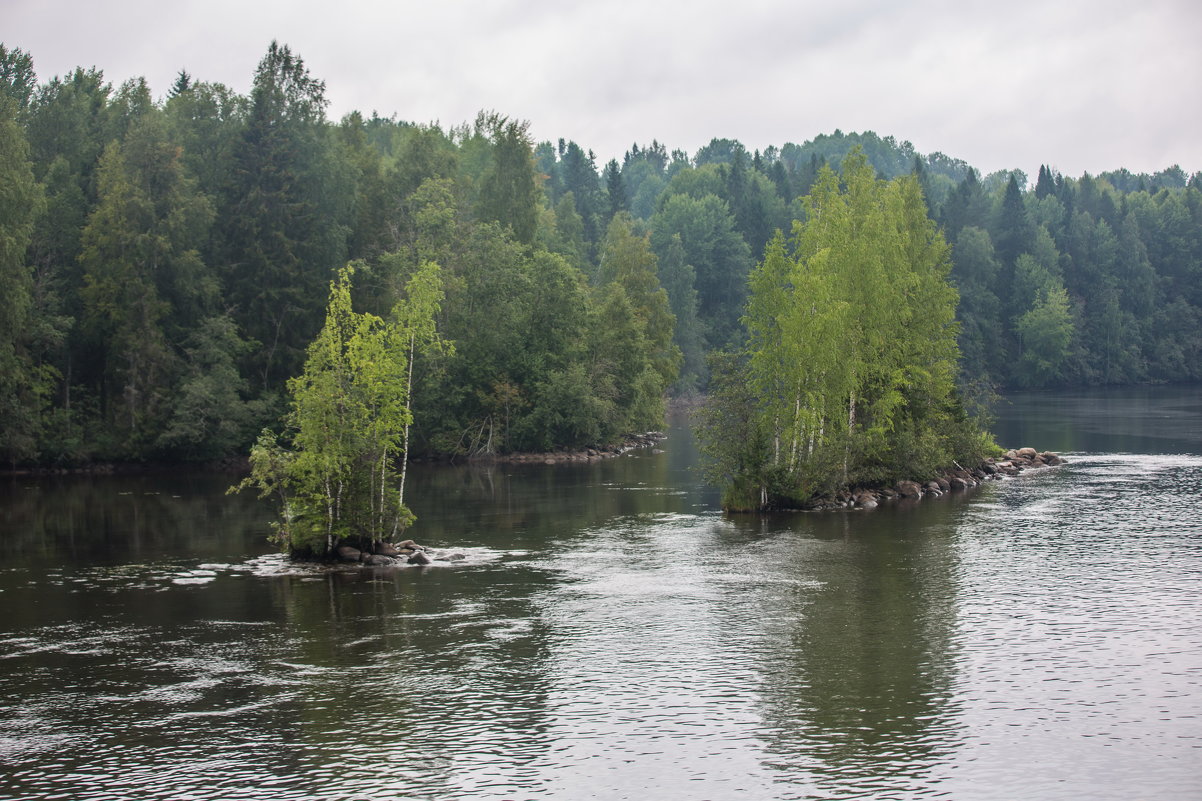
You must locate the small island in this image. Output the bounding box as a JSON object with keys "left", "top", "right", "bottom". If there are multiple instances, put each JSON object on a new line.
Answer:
{"left": 695, "top": 152, "right": 1048, "bottom": 513}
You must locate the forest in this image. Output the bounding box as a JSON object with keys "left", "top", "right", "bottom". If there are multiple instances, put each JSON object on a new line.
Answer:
{"left": 2, "top": 40, "right": 1201, "bottom": 469}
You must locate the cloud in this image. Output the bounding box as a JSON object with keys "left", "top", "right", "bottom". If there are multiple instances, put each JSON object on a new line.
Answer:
{"left": 3, "top": 0, "right": 1199, "bottom": 177}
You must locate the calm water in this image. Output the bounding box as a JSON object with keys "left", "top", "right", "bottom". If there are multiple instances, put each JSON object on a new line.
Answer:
{"left": 1, "top": 386, "right": 1200, "bottom": 800}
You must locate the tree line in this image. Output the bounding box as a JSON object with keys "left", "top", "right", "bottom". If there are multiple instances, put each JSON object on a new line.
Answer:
{"left": 1, "top": 41, "right": 1200, "bottom": 469}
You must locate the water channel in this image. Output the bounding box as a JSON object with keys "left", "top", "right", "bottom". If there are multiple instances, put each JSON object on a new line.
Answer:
{"left": 1, "top": 385, "right": 1199, "bottom": 799}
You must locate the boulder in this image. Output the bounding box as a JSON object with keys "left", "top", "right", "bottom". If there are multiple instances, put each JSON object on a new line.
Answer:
{"left": 336, "top": 545, "right": 362, "bottom": 563}
{"left": 364, "top": 554, "right": 394, "bottom": 566}
{"left": 896, "top": 480, "right": 923, "bottom": 498}
{"left": 1017, "top": 447, "right": 1038, "bottom": 459}
{"left": 375, "top": 543, "right": 402, "bottom": 557}
{"left": 1040, "top": 452, "right": 1064, "bottom": 465}
{"left": 407, "top": 551, "right": 432, "bottom": 566}
{"left": 397, "top": 539, "right": 418, "bottom": 550}
{"left": 949, "top": 476, "right": 971, "bottom": 490}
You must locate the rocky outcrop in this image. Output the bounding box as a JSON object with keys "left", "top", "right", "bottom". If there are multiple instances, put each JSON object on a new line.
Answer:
{"left": 799, "top": 447, "right": 1066, "bottom": 511}
{"left": 323, "top": 538, "right": 465, "bottom": 568}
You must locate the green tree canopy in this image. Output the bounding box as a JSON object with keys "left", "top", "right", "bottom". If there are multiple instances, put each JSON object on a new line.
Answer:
{"left": 700, "top": 149, "right": 993, "bottom": 510}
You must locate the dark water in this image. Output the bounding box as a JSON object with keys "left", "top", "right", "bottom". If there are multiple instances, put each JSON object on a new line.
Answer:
{"left": 1, "top": 386, "right": 1200, "bottom": 800}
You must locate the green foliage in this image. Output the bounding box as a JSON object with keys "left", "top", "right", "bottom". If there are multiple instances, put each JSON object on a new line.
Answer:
{"left": 1014, "top": 285, "right": 1074, "bottom": 386}
{"left": 77, "top": 110, "right": 215, "bottom": 457}
{"left": 699, "top": 149, "right": 991, "bottom": 509}
{"left": 235, "top": 264, "right": 442, "bottom": 555}
{"left": 649, "top": 192, "right": 751, "bottom": 349}
{"left": 220, "top": 41, "right": 350, "bottom": 391}
{"left": 158, "top": 315, "right": 258, "bottom": 459}
{"left": 476, "top": 117, "right": 540, "bottom": 244}
{"left": 0, "top": 95, "right": 50, "bottom": 465}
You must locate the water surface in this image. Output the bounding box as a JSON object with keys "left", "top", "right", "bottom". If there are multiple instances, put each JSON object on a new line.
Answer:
{"left": 1, "top": 386, "right": 1199, "bottom": 799}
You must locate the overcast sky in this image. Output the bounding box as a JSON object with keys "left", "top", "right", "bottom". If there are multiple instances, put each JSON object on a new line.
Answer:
{"left": 5, "top": 0, "right": 1200, "bottom": 180}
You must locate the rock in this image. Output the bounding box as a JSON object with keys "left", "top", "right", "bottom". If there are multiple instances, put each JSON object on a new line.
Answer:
{"left": 1017, "top": 447, "right": 1038, "bottom": 459}
{"left": 375, "top": 544, "right": 402, "bottom": 557}
{"left": 364, "top": 554, "right": 394, "bottom": 566}
{"left": 949, "top": 476, "right": 971, "bottom": 490}
{"left": 397, "top": 539, "right": 418, "bottom": 550}
{"left": 925, "top": 480, "right": 943, "bottom": 493}
{"left": 980, "top": 461, "right": 998, "bottom": 475}
{"left": 896, "top": 480, "right": 923, "bottom": 498}
{"left": 336, "top": 545, "right": 362, "bottom": 563}
{"left": 935, "top": 477, "right": 951, "bottom": 492}
{"left": 1040, "top": 452, "right": 1064, "bottom": 466}
{"left": 853, "top": 490, "right": 879, "bottom": 509}
{"left": 407, "top": 551, "right": 431, "bottom": 566}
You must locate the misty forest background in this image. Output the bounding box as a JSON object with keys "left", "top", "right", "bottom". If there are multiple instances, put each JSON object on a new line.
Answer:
{"left": 2, "top": 42, "right": 1201, "bottom": 467}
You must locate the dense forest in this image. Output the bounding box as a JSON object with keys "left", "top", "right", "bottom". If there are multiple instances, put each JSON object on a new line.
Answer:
{"left": 2, "top": 41, "right": 1201, "bottom": 468}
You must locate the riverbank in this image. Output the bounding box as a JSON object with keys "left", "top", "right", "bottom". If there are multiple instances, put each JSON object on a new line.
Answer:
{"left": 1, "top": 432, "right": 669, "bottom": 477}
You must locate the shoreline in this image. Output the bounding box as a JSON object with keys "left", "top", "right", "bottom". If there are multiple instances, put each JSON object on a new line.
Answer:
{"left": 784, "top": 447, "right": 1066, "bottom": 512}
{"left": 0, "top": 432, "right": 670, "bottom": 478}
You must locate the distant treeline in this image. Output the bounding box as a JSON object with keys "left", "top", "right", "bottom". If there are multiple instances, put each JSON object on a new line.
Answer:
{"left": 1, "top": 41, "right": 1199, "bottom": 467}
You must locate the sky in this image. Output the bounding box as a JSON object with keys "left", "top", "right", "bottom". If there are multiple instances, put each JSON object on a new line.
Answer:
{"left": 4, "top": 0, "right": 1200, "bottom": 181}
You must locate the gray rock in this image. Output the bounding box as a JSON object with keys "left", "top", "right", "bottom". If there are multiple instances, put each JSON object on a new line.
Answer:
{"left": 364, "top": 554, "right": 394, "bottom": 566}
{"left": 896, "top": 480, "right": 923, "bottom": 498}
{"left": 407, "top": 551, "right": 432, "bottom": 566}
{"left": 336, "top": 545, "right": 362, "bottom": 563}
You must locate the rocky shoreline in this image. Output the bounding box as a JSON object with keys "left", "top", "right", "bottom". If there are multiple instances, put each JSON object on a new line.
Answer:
{"left": 327, "top": 538, "right": 462, "bottom": 567}
{"left": 448, "top": 431, "right": 668, "bottom": 465}
{"left": 800, "top": 447, "right": 1066, "bottom": 511}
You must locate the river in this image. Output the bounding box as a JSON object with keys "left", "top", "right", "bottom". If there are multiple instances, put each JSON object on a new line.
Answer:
{"left": 1, "top": 386, "right": 1199, "bottom": 800}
